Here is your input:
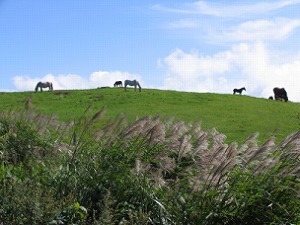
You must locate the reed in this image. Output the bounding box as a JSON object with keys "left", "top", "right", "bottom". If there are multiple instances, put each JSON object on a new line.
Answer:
{"left": 0, "top": 103, "right": 299, "bottom": 224}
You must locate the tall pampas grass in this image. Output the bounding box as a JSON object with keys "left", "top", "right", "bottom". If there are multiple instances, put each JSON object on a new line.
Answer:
{"left": 1, "top": 97, "right": 299, "bottom": 224}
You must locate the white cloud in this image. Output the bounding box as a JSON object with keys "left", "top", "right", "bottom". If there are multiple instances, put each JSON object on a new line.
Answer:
{"left": 161, "top": 43, "right": 300, "bottom": 102}
{"left": 193, "top": 0, "right": 300, "bottom": 17}
{"left": 153, "top": 0, "right": 300, "bottom": 17}
{"left": 164, "top": 19, "right": 199, "bottom": 29}
{"left": 163, "top": 49, "right": 232, "bottom": 78}
{"left": 219, "top": 18, "right": 300, "bottom": 42}
{"left": 13, "top": 71, "right": 142, "bottom": 91}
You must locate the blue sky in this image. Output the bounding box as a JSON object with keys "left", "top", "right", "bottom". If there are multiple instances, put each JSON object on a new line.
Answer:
{"left": 1, "top": 0, "right": 300, "bottom": 101}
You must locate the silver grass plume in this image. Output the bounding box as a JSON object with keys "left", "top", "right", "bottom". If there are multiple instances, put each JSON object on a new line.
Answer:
{"left": 148, "top": 123, "right": 165, "bottom": 146}
{"left": 177, "top": 134, "right": 192, "bottom": 162}
{"left": 90, "top": 107, "right": 106, "bottom": 122}
{"left": 246, "top": 136, "right": 276, "bottom": 165}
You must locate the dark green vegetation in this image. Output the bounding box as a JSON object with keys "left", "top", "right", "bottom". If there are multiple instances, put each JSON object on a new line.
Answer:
{"left": 1, "top": 87, "right": 300, "bottom": 143}
{"left": 0, "top": 88, "right": 299, "bottom": 224}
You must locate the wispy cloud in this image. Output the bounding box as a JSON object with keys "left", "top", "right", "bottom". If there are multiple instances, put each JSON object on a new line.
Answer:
{"left": 164, "top": 19, "right": 199, "bottom": 29}
{"left": 153, "top": 0, "right": 300, "bottom": 17}
{"left": 214, "top": 18, "right": 300, "bottom": 42}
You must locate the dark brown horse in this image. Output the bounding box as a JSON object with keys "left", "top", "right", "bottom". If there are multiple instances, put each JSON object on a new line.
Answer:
{"left": 273, "top": 87, "right": 288, "bottom": 102}
{"left": 233, "top": 87, "right": 246, "bottom": 95}
{"left": 114, "top": 81, "right": 123, "bottom": 87}
{"left": 35, "top": 82, "right": 53, "bottom": 92}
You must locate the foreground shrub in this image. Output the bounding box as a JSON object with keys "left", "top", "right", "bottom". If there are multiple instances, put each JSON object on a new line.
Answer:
{"left": 0, "top": 108, "right": 299, "bottom": 224}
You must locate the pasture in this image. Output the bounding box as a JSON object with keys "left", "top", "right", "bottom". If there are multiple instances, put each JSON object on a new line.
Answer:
{"left": 0, "top": 87, "right": 299, "bottom": 143}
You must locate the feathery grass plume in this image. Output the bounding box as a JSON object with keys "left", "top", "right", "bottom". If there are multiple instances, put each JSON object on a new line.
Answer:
{"left": 93, "top": 114, "right": 127, "bottom": 144}
{"left": 177, "top": 134, "right": 192, "bottom": 162}
{"left": 164, "top": 116, "right": 175, "bottom": 130}
{"left": 287, "top": 164, "right": 300, "bottom": 176}
{"left": 141, "top": 115, "right": 162, "bottom": 138}
{"left": 56, "top": 142, "right": 73, "bottom": 155}
{"left": 133, "top": 158, "right": 151, "bottom": 175}
{"left": 246, "top": 136, "right": 276, "bottom": 165}
{"left": 191, "top": 143, "right": 238, "bottom": 191}
{"left": 150, "top": 169, "right": 167, "bottom": 187}
{"left": 156, "top": 154, "right": 176, "bottom": 174}
{"left": 165, "top": 121, "right": 188, "bottom": 150}
{"left": 224, "top": 141, "right": 239, "bottom": 163}
{"left": 237, "top": 132, "right": 259, "bottom": 165}
{"left": 152, "top": 115, "right": 161, "bottom": 125}
{"left": 253, "top": 158, "right": 278, "bottom": 175}
{"left": 238, "top": 132, "right": 259, "bottom": 153}
{"left": 194, "top": 132, "right": 209, "bottom": 152}
{"left": 191, "top": 122, "right": 202, "bottom": 136}
{"left": 121, "top": 116, "right": 150, "bottom": 140}
{"left": 208, "top": 157, "right": 236, "bottom": 188}
{"left": 148, "top": 123, "right": 165, "bottom": 146}
{"left": 135, "top": 159, "right": 142, "bottom": 174}
{"left": 172, "top": 121, "right": 189, "bottom": 136}
{"left": 273, "top": 130, "right": 300, "bottom": 176}
{"left": 90, "top": 107, "right": 106, "bottom": 122}
{"left": 277, "top": 130, "right": 300, "bottom": 160}
{"left": 190, "top": 122, "right": 205, "bottom": 143}
{"left": 210, "top": 128, "right": 227, "bottom": 150}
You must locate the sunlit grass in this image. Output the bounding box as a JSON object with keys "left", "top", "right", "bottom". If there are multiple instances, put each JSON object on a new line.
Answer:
{"left": 0, "top": 88, "right": 299, "bottom": 143}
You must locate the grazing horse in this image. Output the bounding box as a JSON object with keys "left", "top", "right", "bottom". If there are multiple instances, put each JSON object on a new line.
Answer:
{"left": 35, "top": 81, "right": 53, "bottom": 92}
{"left": 124, "top": 80, "right": 141, "bottom": 92}
{"left": 114, "top": 81, "right": 123, "bottom": 87}
{"left": 233, "top": 87, "right": 246, "bottom": 95}
{"left": 273, "top": 87, "right": 288, "bottom": 102}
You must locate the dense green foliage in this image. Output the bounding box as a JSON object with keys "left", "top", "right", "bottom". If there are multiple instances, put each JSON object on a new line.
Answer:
{"left": 1, "top": 88, "right": 300, "bottom": 143}
{"left": 0, "top": 106, "right": 299, "bottom": 224}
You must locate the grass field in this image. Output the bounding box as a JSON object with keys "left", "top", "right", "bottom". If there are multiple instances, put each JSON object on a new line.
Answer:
{"left": 1, "top": 87, "right": 300, "bottom": 143}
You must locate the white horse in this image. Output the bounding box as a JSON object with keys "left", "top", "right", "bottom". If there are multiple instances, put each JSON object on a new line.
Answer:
{"left": 35, "top": 81, "right": 53, "bottom": 92}
{"left": 124, "top": 80, "right": 141, "bottom": 92}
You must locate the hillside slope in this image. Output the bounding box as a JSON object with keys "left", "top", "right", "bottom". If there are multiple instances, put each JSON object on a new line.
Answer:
{"left": 0, "top": 88, "right": 299, "bottom": 143}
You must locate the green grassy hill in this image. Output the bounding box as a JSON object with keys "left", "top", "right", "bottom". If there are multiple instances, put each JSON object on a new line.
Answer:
{"left": 1, "top": 87, "right": 299, "bottom": 143}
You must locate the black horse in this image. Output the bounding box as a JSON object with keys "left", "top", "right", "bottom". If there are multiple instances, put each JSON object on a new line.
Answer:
{"left": 233, "top": 87, "right": 246, "bottom": 95}
{"left": 114, "top": 81, "right": 123, "bottom": 87}
{"left": 273, "top": 87, "right": 288, "bottom": 102}
{"left": 35, "top": 81, "right": 53, "bottom": 92}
